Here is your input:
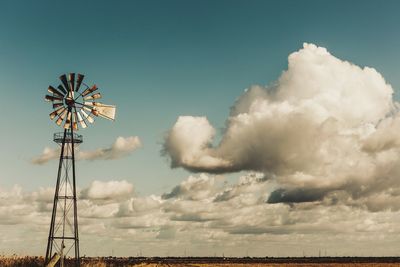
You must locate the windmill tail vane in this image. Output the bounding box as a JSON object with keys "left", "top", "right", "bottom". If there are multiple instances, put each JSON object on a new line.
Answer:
{"left": 44, "top": 73, "right": 116, "bottom": 267}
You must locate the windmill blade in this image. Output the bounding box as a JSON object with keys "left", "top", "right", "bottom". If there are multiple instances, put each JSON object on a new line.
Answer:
{"left": 80, "top": 119, "right": 87, "bottom": 128}
{"left": 82, "top": 106, "right": 93, "bottom": 112}
{"left": 72, "top": 111, "right": 79, "bottom": 131}
{"left": 59, "top": 74, "right": 70, "bottom": 92}
{"left": 76, "top": 110, "right": 83, "bottom": 121}
{"left": 56, "top": 109, "right": 68, "bottom": 125}
{"left": 64, "top": 111, "right": 72, "bottom": 129}
{"left": 76, "top": 74, "right": 84, "bottom": 92}
{"left": 73, "top": 110, "right": 78, "bottom": 122}
{"left": 49, "top": 107, "right": 65, "bottom": 120}
{"left": 59, "top": 109, "right": 68, "bottom": 120}
{"left": 83, "top": 106, "right": 99, "bottom": 117}
{"left": 81, "top": 85, "right": 98, "bottom": 97}
{"left": 84, "top": 101, "right": 96, "bottom": 106}
{"left": 94, "top": 104, "right": 116, "bottom": 121}
{"left": 45, "top": 95, "right": 63, "bottom": 102}
{"left": 68, "top": 90, "right": 75, "bottom": 99}
{"left": 50, "top": 111, "right": 57, "bottom": 120}
{"left": 80, "top": 109, "right": 95, "bottom": 123}
{"left": 64, "top": 121, "right": 70, "bottom": 129}
{"left": 50, "top": 108, "right": 61, "bottom": 120}
{"left": 57, "top": 84, "right": 67, "bottom": 95}
{"left": 57, "top": 107, "right": 66, "bottom": 115}
{"left": 76, "top": 111, "right": 87, "bottom": 128}
{"left": 53, "top": 103, "right": 64, "bottom": 109}
{"left": 83, "top": 101, "right": 106, "bottom": 107}
{"left": 68, "top": 73, "right": 75, "bottom": 92}
{"left": 83, "top": 93, "right": 102, "bottom": 101}
{"left": 56, "top": 117, "right": 63, "bottom": 126}
{"left": 48, "top": 86, "right": 65, "bottom": 98}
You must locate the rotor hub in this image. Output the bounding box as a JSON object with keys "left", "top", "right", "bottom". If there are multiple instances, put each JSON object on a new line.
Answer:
{"left": 65, "top": 97, "right": 74, "bottom": 107}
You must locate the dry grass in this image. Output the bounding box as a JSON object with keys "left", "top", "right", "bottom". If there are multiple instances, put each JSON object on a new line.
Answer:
{"left": 82, "top": 264, "right": 400, "bottom": 267}
{"left": 0, "top": 255, "right": 44, "bottom": 267}
{"left": 1, "top": 256, "right": 400, "bottom": 267}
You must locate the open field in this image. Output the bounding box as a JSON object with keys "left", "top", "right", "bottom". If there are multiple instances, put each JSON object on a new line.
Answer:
{"left": 2, "top": 256, "right": 400, "bottom": 267}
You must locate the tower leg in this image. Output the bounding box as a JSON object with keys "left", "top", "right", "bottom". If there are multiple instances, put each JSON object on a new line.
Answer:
{"left": 71, "top": 125, "right": 80, "bottom": 266}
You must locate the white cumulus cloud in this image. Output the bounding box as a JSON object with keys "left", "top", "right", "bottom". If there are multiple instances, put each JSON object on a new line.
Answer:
{"left": 163, "top": 43, "right": 400, "bottom": 207}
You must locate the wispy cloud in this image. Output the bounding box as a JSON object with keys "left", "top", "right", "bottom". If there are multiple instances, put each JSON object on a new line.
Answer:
{"left": 31, "top": 136, "right": 142, "bottom": 165}
{"left": 31, "top": 147, "right": 60, "bottom": 165}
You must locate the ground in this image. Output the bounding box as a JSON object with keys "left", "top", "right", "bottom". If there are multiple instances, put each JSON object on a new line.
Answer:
{"left": 1, "top": 256, "right": 400, "bottom": 267}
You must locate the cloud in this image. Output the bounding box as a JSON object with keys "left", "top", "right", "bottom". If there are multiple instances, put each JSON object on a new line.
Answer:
{"left": 162, "top": 117, "right": 231, "bottom": 172}
{"left": 81, "top": 180, "right": 134, "bottom": 201}
{"left": 163, "top": 43, "right": 400, "bottom": 207}
{"left": 213, "top": 173, "right": 267, "bottom": 203}
{"left": 162, "top": 174, "right": 221, "bottom": 200}
{"left": 2, "top": 174, "right": 400, "bottom": 256}
{"left": 31, "top": 147, "right": 60, "bottom": 165}
{"left": 31, "top": 136, "right": 141, "bottom": 165}
{"left": 79, "top": 136, "right": 142, "bottom": 161}
{"left": 267, "top": 187, "right": 328, "bottom": 204}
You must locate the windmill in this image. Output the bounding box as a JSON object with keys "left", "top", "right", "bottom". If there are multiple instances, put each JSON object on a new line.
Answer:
{"left": 44, "top": 73, "right": 116, "bottom": 267}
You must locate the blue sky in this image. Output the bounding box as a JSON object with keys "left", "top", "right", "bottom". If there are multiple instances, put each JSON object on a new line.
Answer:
{"left": 1, "top": 0, "right": 399, "bottom": 193}
{"left": 2, "top": 0, "right": 400, "bottom": 256}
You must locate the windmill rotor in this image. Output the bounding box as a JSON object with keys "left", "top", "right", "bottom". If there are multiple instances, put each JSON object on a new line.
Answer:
{"left": 45, "top": 73, "right": 116, "bottom": 130}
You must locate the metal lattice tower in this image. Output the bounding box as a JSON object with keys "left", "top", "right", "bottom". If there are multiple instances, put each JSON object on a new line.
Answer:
{"left": 44, "top": 73, "right": 116, "bottom": 267}
{"left": 45, "top": 130, "right": 82, "bottom": 266}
